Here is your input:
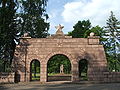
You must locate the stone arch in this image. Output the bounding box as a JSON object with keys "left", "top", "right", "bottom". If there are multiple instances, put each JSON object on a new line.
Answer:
{"left": 78, "top": 59, "right": 88, "bottom": 80}
{"left": 28, "top": 56, "right": 42, "bottom": 65}
{"left": 45, "top": 51, "right": 74, "bottom": 65}
{"left": 78, "top": 58, "right": 89, "bottom": 64}
{"left": 26, "top": 56, "right": 42, "bottom": 82}
{"left": 30, "top": 59, "right": 41, "bottom": 81}
{"left": 77, "top": 53, "right": 96, "bottom": 81}
{"left": 76, "top": 52, "right": 94, "bottom": 63}
{"left": 45, "top": 51, "right": 74, "bottom": 82}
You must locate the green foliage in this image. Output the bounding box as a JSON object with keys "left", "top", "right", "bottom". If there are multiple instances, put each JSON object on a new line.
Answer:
{"left": 0, "top": 60, "right": 4, "bottom": 72}
{"left": 79, "top": 59, "right": 88, "bottom": 80}
{"left": 47, "top": 55, "right": 71, "bottom": 74}
{"left": 32, "top": 73, "right": 40, "bottom": 80}
{"left": 84, "top": 25, "right": 106, "bottom": 43}
{"left": 18, "top": 0, "right": 49, "bottom": 38}
{"left": 84, "top": 25, "right": 102, "bottom": 37}
{"left": 104, "top": 11, "right": 120, "bottom": 71}
{"left": 0, "top": 0, "right": 49, "bottom": 72}
{"left": 0, "top": 0, "right": 18, "bottom": 71}
{"left": 68, "top": 20, "right": 91, "bottom": 38}
{"left": 106, "top": 53, "right": 120, "bottom": 72}
{"left": 104, "top": 11, "right": 120, "bottom": 54}
{"left": 68, "top": 13, "right": 120, "bottom": 72}
{"left": 31, "top": 60, "right": 40, "bottom": 80}
{"left": 31, "top": 60, "right": 40, "bottom": 73}
{"left": 0, "top": 59, "right": 12, "bottom": 72}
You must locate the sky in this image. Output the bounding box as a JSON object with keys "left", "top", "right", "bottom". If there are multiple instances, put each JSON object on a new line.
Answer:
{"left": 46, "top": 0, "right": 120, "bottom": 34}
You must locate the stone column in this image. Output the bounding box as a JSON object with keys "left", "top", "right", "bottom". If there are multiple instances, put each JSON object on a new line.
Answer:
{"left": 40, "top": 62, "right": 47, "bottom": 82}
{"left": 71, "top": 61, "right": 79, "bottom": 82}
{"left": 25, "top": 62, "right": 30, "bottom": 82}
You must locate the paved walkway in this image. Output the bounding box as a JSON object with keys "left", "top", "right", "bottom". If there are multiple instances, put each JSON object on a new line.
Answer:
{"left": 0, "top": 81, "right": 120, "bottom": 90}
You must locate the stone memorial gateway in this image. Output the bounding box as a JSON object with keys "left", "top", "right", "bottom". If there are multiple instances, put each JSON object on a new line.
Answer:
{"left": 13, "top": 25, "right": 120, "bottom": 83}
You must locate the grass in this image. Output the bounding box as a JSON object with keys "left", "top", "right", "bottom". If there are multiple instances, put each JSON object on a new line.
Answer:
{"left": 32, "top": 73, "right": 40, "bottom": 80}
{"left": 48, "top": 73, "right": 71, "bottom": 76}
{"left": 80, "top": 72, "right": 88, "bottom": 80}
{"left": 31, "top": 73, "right": 88, "bottom": 81}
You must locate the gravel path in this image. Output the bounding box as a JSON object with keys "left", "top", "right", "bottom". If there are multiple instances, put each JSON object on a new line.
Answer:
{"left": 0, "top": 81, "right": 120, "bottom": 90}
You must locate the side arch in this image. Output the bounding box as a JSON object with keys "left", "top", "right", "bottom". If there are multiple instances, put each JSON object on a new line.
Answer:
{"left": 30, "top": 59, "right": 40, "bottom": 81}
{"left": 26, "top": 56, "right": 42, "bottom": 82}
{"left": 28, "top": 56, "right": 42, "bottom": 65}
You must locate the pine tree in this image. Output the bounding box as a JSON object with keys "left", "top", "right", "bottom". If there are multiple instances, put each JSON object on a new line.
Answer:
{"left": 104, "top": 11, "right": 120, "bottom": 71}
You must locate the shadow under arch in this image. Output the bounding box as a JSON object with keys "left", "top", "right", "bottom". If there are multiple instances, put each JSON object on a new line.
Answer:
{"left": 30, "top": 59, "right": 40, "bottom": 81}
{"left": 47, "top": 54, "right": 72, "bottom": 82}
{"left": 79, "top": 59, "right": 88, "bottom": 81}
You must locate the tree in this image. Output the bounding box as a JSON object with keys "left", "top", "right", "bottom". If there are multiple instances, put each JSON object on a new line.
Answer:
{"left": 18, "top": 0, "right": 49, "bottom": 38}
{"left": 68, "top": 20, "right": 91, "bottom": 38}
{"left": 84, "top": 26, "right": 102, "bottom": 36}
{"left": 0, "top": 0, "right": 49, "bottom": 72}
{"left": 104, "top": 11, "right": 120, "bottom": 71}
{"left": 0, "top": 0, "right": 18, "bottom": 72}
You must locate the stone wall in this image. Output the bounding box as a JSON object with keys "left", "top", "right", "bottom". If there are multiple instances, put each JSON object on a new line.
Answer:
{"left": 0, "top": 72, "right": 15, "bottom": 84}
{"left": 48, "top": 76, "right": 71, "bottom": 81}
{"left": 13, "top": 28, "right": 120, "bottom": 83}
{"left": 13, "top": 36, "right": 108, "bottom": 82}
{"left": 103, "top": 72, "right": 120, "bottom": 83}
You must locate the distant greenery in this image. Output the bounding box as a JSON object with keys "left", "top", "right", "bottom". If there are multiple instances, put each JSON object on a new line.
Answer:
{"left": 32, "top": 73, "right": 40, "bottom": 81}
{"left": 31, "top": 60, "right": 40, "bottom": 81}
{"left": 79, "top": 59, "right": 88, "bottom": 80}
{"left": 68, "top": 20, "right": 91, "bottom": 38}
{"left": 68, "top": 11, "right": 120, "bottom": 72}
{"left": 47, "top": 54, "right": 71, "bottom": 75}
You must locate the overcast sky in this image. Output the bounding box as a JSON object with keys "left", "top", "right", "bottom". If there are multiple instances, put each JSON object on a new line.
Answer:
{"left": 46, "top": 0, "right": 120, "bottom": 34}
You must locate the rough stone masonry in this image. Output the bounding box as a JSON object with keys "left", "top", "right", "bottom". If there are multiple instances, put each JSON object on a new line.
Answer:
{"left": 12, "top": 24, "right": 120, "bottom": 83}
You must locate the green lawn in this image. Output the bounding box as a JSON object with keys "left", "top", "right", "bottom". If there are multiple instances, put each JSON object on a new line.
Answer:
{"left": 80, "top": 72, "right": 88, "bottom": 80}
{"left": 32, "top": 73, "right": 40, "bottom": 80}
{"left": 48, "top": 73, "right": 71, "bottom": 76}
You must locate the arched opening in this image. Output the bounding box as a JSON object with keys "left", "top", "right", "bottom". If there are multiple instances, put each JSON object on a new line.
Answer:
{"left": 14, "top": 71, "right": 20, "bottom": 83}
{"left": 30, "top": 59, "right": 40, "bottom": 81}
{"left": 47, "top": 54, "right": 71, "bottom": 82}
{"left": 79, "top": 59, "right": 88, "bottom": 81}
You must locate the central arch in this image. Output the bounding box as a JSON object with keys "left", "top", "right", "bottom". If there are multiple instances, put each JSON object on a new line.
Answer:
{"left": 47, "top": 54, "right": 71, "bottom": 81}
{"left": 45, "top": 52, "right": 74, "bottom": 82}
{"left": 45, "top": 51, "right": 74, "bottom": 65}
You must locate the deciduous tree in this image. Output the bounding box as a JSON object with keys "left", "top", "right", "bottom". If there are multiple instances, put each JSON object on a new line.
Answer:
{"left": 68, "top": 20, "right": 91, "bottom": 38}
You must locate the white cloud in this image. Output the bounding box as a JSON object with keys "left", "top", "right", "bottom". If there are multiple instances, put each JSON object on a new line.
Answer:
{"left": 62, "top": 0, "right": 120, "bottom": 27}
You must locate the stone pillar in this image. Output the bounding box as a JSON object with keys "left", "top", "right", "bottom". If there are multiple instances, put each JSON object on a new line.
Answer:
{"left": 40, "top": 63, "right": 47, "bottom": 82}
{"left": 71, "top": 61, "right": 79, "bottom": 82}
{"left": 88, "top": 37, "right": 100, "bottom": 45}
{"left": 26, "top": 63, "right": 30, "bottom": 82}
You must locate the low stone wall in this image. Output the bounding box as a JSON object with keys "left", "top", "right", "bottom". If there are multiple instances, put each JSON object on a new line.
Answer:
{"left": 48, "top": 76, "right": 71, "bottom": 81}
{"left": 0, "top": 72, "right": 15, "bottom": 84}
{"left": 103, "top": 72, "right": 120, "bottom": 83}
{"left": 88, "top": 71, "right": 120, "bottom": 83}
